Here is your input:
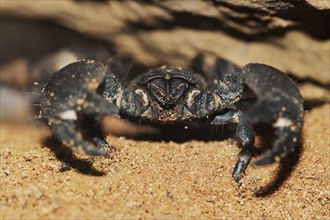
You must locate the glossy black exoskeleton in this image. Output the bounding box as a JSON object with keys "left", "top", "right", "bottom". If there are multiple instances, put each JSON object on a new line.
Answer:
{"left": 40, "top": 57, "right": 304, "bottom": 182}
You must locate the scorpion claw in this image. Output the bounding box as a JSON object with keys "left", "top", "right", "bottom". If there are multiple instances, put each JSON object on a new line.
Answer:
{"left": 40, "top": 61, "right": 118, "bottom": 156}
{"left": 242, "top": 63, "right": 304, "bottom": 165}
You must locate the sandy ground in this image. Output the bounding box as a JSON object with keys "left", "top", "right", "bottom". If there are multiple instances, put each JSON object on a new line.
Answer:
{"left": 0, "top": 102, "right": 329, "bottom": 219}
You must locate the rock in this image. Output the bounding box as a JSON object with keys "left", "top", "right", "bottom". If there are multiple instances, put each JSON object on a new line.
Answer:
{"left": 1, "top": 1, "right": 329, "bottom": 83}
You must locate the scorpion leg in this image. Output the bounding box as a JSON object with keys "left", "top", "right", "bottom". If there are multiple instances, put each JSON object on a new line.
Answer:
{"left": 212, "top": 109, "right": 255, "bottom": 182}
{"left": 209, "top": 58, "right": 254, "bottom": 182}
{"left": 233, "top": 121, "right": 254, "bottom": 182}
{"left": 242, "top": 64, "right": 304, "bottom": 165}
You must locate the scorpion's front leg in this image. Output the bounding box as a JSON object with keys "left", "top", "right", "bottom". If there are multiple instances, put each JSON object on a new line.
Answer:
{"left": 187, "top": 89, "right": 253, "bottom": 182}
{"left": 212, "top": 109, "right": 255, "bottom": 182}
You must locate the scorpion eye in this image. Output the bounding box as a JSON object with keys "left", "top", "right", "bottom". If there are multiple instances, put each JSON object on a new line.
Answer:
{"left": 147, "top": 78, "right": 167, "bottom": 103}
{"left": 169, "top": 78, "right": 189, "bottom": 104}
